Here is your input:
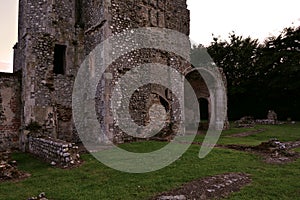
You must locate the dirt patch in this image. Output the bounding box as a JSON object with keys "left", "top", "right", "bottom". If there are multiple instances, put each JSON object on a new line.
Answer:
{"left": 0, "top": 171, "right": 31, "bottom": 183}
{"left": 222, "top": 139, "right": 300, "bottom": 164}
{"left": 228, "top": 128, "right": 266, "bottom": 137}
{"left": 152, "top": 173, "right": 251, "bottom": 200}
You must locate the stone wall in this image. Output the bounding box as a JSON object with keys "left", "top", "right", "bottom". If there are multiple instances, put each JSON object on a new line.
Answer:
{"left": 82, "top": 0, "right": 108, "bottom": 55}
{"left": 90, "top": 0, "right": 191, "bottom": 142}
{"left": 12, "top": 0, "right": 192, "bottom": 145}
{"left": 14, "top": 0, "right": 80, "bottom": 146}
{"left": 109, "top": 0, "right": 189, "bottom": 34}
{"left": 0, "top": 73, "right": 21, "bottom": 151}
{"left": 11, "top": 0, "right": 228, "bottom": 148}
{"left": 93, "top": 49, "right": 190, "bottom": 143}
{"left": 28, "top": 137, "right": 80, "bottom": 167}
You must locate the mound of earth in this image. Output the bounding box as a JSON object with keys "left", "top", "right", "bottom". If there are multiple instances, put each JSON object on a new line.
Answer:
{"left": 223, "top": 139, "right": 300, "bottom": 164}
{"left": 0, "top": 151, "right": 30, "bottom": 182}
{"left": 152, "top": 173, "right": 251, "bottom": 200}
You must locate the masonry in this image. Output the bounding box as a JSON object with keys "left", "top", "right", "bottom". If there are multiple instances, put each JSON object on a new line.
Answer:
{"left": 0, "top": 72, "right": 21, "bottom": 151}
{"left": 0, "top": 0, "right": 228, "bottom": 154}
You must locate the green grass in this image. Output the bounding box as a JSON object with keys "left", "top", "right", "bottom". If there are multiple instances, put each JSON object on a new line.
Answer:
{"left": 0, "top": 123, "right": 300, "bottom": 200}
{"left": 294, "top": 147, "right": 300, "bottom": 153}
{"left": 213, "top": 123, "right": 300, "bottom": 146}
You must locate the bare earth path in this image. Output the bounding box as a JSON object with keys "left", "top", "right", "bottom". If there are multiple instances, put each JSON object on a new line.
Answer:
{"left": 227, "top": 128, "right": 266, "bottom": 137}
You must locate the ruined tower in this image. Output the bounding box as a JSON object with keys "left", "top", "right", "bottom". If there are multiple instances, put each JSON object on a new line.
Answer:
{"left": 14, "top": 0, "right": 82, "bottom": 148}
{"left": 12, "top": 0, "right": 191, "bottom": 148}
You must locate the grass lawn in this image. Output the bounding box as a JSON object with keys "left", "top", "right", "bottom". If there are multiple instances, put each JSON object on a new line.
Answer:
{"left": 0, "top": 123, "right": 300, "bottom": 200}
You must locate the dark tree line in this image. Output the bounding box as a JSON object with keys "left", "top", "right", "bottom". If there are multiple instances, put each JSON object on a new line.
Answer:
{"left": 192, "top": 26, "right": 300, "bottom": 120}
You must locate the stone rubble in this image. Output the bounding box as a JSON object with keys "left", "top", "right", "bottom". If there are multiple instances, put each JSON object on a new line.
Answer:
{"left": 158, "top": 195, "right": 186, "bottom": 200}
{"left": 224, "top": 138, "right": 300, "bottom": 164}
{"left": 235, "top": 110, "right": 281, "bottom": 128}
{"left": 254, "top": 138, "right": 290, "bottom": 155}
{"left": 234, "top": 116, "right": 255, "bottom": 128}
{"left": 153, "top": 173, "right": 251, "bottom": 200}
{"left": 29, "top": 137, "right": 80, "bottom": 167}
{"left": 27, "top": 192, "right": 48, "bottom": 200}
{"left": 0, "top": 151, "right": 27, "bottom": 181}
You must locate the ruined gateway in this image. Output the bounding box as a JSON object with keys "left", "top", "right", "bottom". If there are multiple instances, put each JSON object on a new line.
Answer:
{"left": 0, "top": 0, "right": 228, "bottom": 153}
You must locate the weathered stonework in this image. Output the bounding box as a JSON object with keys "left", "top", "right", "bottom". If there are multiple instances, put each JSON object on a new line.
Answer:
{"left": 28, "top": 137, "right": 80, "bottom": 166}
{"left": 0, "top": 150, "right": 26, "bottom": 180}
{"left": 0, "top": 0, "right": 228, "bottom": 152}
{"left": 0, "top": 73, "right": 21, "bottom": 151}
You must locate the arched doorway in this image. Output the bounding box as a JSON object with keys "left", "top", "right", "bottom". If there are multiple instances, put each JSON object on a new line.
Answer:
{"left": 184, "top": 66, "right": 229, "bottom": 132}
{"left": 199, "top": 98, "right": 209, "bottom": 121}
{"left": 199, "top": 98, "right": 209, "bottom": 130}
{"left": 185, "top": 69, "right": 210, "bottom": 132}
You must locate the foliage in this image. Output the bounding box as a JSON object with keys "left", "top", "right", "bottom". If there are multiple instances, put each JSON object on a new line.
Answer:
{"left": 25, "top": 121, "right": 42, "bottom": 132}
{"left": 259, "top": 27, "right": 300, "bottom": 119}
{"left": 191, "top": 26, "right": 300, "bottom": 120}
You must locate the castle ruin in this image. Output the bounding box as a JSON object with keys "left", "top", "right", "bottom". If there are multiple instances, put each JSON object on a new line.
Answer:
{"left": 0, "top": 0, "right": 228, "bottom": 155}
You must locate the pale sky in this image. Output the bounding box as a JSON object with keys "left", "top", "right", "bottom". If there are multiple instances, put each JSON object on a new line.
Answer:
{"left": 188, "top": 0, "right": 300, "bottom": 46}
{"left": 0, "top": 0, "right": 300, "bottom": 72}
{"left": 0, "top": 0, "right": 18, "bottom": 72}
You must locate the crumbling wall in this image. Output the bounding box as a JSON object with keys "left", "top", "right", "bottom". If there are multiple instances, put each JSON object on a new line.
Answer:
{"left": 28, "top": 137, "right": 80, "bottom": 167}
{"left": 82, "top": 0, "right": 109, "bottom": 55}
{"left": 103, "top": 0, "right": 190, "bottom": 142}
{"left": 73, "top": 0, "right": 191, "bottom": 143}
{"left": 14, "top": 0, "right": 80, "bottom": 146}
{"left": 0, "top": 73, "right": 21, "bottom": 151}
{"left": 13, "top": 0, "right": 223, "bottom": 146}
{"left": 109, "top": 0, "right": 189, "bottom": 34}
{"left": 93, "top": 49, "right": 190, "bottom": 143}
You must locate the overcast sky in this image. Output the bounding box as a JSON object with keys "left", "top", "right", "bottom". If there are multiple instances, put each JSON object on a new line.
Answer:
{"left": 0, "top": 0, "right": 18, "bottom": 72}
{"left": 188, "top": 0, "right": 300, "bottom": 46}
{"left": 0, "top": 0, "right": 300, "bottom": 72}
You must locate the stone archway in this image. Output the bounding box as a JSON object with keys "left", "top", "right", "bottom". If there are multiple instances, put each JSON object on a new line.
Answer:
{"left": 185, "top": 69, "right": 210, "bottom": 132}
{"left": 184, "top": 66, "right": 229, "bottom": 132}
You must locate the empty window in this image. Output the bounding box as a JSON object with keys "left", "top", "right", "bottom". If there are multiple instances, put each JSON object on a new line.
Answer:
{"left": 53, "top": 44, "right": 66, "bottom": 74}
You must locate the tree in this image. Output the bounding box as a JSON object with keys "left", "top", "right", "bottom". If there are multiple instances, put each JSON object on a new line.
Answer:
{"left": 205, "top": 33, "right": 263, "bottom": 119}
{"left": 259, "top": 26, "right": 300, "bottom": 119}
{"left": 191, "top": 26, "right": 300, "bottom": 120}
